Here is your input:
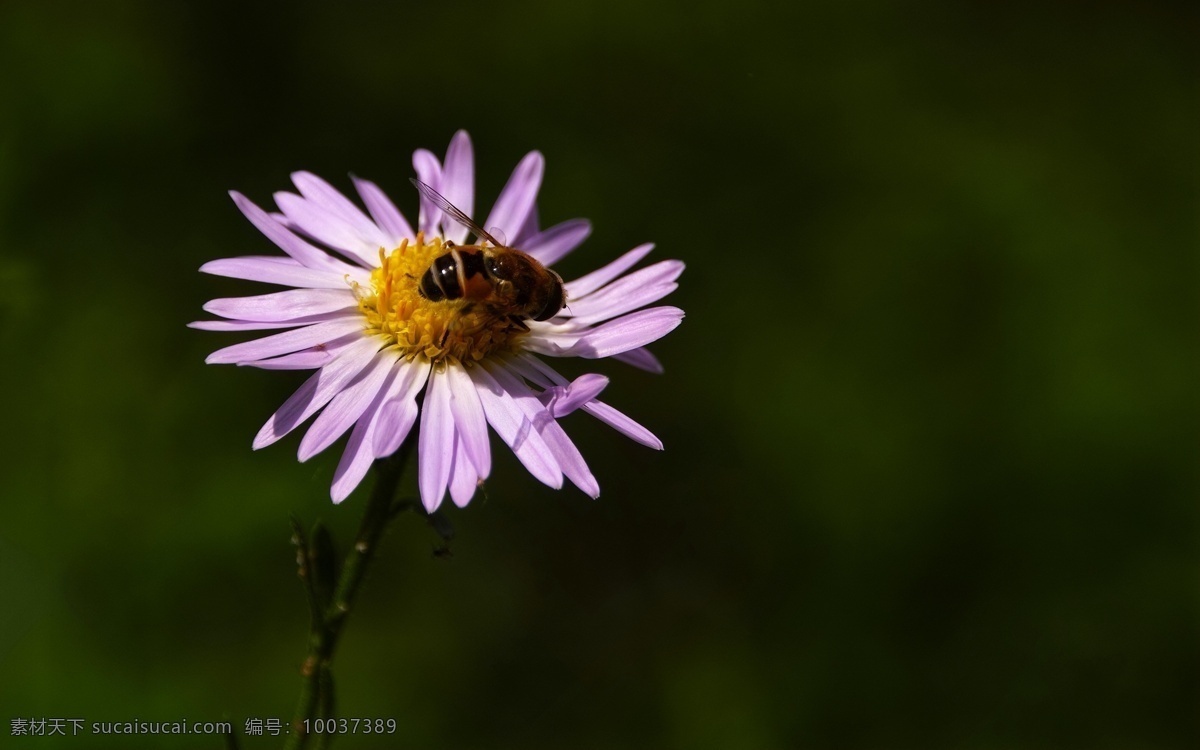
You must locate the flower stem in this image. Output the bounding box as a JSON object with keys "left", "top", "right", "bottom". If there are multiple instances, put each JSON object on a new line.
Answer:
{"left": 284, "top": 441, "right": 414, "bottom": 750}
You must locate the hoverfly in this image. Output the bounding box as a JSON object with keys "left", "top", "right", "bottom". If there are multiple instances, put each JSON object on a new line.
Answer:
{"left": 410, "top": 178, "right": 565, "bottom": 323}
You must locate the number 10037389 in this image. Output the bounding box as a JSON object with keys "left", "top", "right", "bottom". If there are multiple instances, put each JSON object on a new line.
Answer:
{"left": 302, "top": 718, "right": 397, "bottom": 735}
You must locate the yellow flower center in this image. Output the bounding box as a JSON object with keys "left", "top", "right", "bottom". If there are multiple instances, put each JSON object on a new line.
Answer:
{"left": 355, "top": 233, "right": 529, "bottom": 365}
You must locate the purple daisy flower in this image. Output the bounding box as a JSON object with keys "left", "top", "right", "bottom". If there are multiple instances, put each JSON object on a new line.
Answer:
{"left": 193, "top": 131, "right": 684, "bottom": 510}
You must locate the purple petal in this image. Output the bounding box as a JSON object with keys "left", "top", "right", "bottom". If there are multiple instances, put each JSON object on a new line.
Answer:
{"left": 484, "top": 361, "right": 598, "bottom": 498}
{"left": 564, "top": 260, "right": 684, "bottom": 322}
{"left": 291, "top": 172, "right": 390, "bottom": 249}
{"left": 440, "top": 131, "right": 474, "bottom": 245}
{"left": 372, "top": 361, "right": 430, "bottom": 457}
{"left": 412, "top": 149, "right": 444, "bottom": 237}
{"left": 505, "top": 353, "right": 559, "bottom": 388}
{"left": 448, "top": 434, "right": 480, "bottom": 508}
{"left": 513, "top": 353, "right": 663, "bottom": 450}
{"left": 418, "top": 367, "right": 455, "bottom": 512}
{"left": 353, "top": 177, "right": 415, "bottom": 246}
{"left": 331, "top": 413, "right": 379, "bottom": 503}
{"left": 230, "top": 192, "right": 346, "bottom": 272}
{"left": 582, "top": 400, "right": 663, "bottom": 450}
{"left": 538, "top": 373, "right": 609, "bottom": 418}
{"left": 512, "top": 203, "right": 539, "bottom": 247}
{"left": 522, "top": 219, "right": 591, "bottom": 266}
{"left": 253, "top": 335, "right": 385, "bottom": 449}
{"left": 567, "top": 283, "right": 680, "bottom": 326}
{"left": 612, "top": 347, "right": 664, "bottom": 374}
{"left": 525, "top": 306, "right": 684, "bottom": 359}
{"left": 373, "top": 399, "right": 417, "bottom": 461}
{"left": 274, "top": 192, "right": 379, "bottom": 268}
{"left": 331, "top": 362, "right": 410, "bottom": 503}
{"left": 205, "top": 318, "right": 365, "bottom": 365}
{"left": 243, "top": 353, "right": 334, "bottom": 370}
{"left": 200, "top": 256, "right": 367, "bottom": 288}
{"left": 566, "top": 243, "right": 655, "bottom": 299}
{"left": 190, "top": 318, "right": 324, "bottom": 332}
{"left": 238, "top": 332, "right": 363, "bottom": 370}
{"left": 298, "top": 348, "right": 395, "bottom": 461}
{"left": 468, "top": 365, "right": 562, "bottom": 489}
{"left": 484, "top": 151, "right": 544, "bottom": 245}
{"left": 445, "top": 363, "right": 491, "bottom": 479}
{"left": 203, "top": 288, "right": 357, "bottom": 322}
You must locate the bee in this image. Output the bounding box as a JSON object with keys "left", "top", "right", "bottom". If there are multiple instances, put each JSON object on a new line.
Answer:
{"left": 410, "top": 178, "right": 565, "bottom": 323}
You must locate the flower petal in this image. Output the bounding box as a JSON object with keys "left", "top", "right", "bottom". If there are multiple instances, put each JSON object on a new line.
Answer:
{"left": 412, "top": 149, "right": 444, "bottom": 236}
{"left": 448, "top": 435, "right": 480, "bottom": 508}
{"left": 563, "top": 260, "right": 684, "bottom": 323}
{"left": 298, "top": 348, "right": 395, "bottom": 461}
{"left": 331, "top": 361, "right": 411, "bottom": 503}
{"left": 525, "top": 306, "right": 684, "bottom": 359}
{"left": 252, "top": 335, "right": 385, "bottom": 449}
{"left": 418, "top": 367, "right": 455, "bottom": 512}
{"left": 468, "top": 365, "right": 562, "bottom": 490}
{"left": 566, "top": 282, "right": 680, "bottom": 327}
{"left": 484, "top": 361, "right": 598, "bottom": 498}
{"left": 440, "top": 131, "right": 474, "bottom": 245}
{"left": 243, "top": 353, "right": 334, "bottom": 370}
{"left": 189, "top": 317, "right": 336, "bottom": 332}
{"left": 565, "top": 243, "right": 655, "bottom": 299}
{"left": 582, "top": 400, "right": 663, "bottom": 450}
{"left": 205, "top": 318, "right": 365, "bottom": 365}
{"left": 484, "top": 151, "right": 543, "bottom": 244}
{"left": 611, "top": 347, "right": 664, "bottom": 374}
{"left": 238, "top": 351, "right": 331, "bottom": 370}
{"left": 514, "top": 203, "right": 539, "bottom": 247}
{"left": 445, "top": 363, "right": 491, "bottom": 479}
{"left": 274, "top": 192, "right": 379, "bottom": 268}
{"left": 372, "top": 360, "right": 430, "bottom": 457}
{"left": 203, "top": 288, "right": 357, "bottom": 322}
{"left": 522, "top": 219, "right": 591, "bottom": 266}
{"left": 291, "top": 171, "right": 391, "bottom": 249}
{"left": 230, "top": 192, "right": 347, "bottom": 272}
{"left": 200, "top": 256, "right": 366, "bottom": 289}
{"left": 236, "top": 332, "right": 363, "bottom": 370}
{"left": 539, "top": 373, "right": 609, "bottom": 418}
{"left": 513, "top": 353, "right": 663, "bottom": 450}
{"left": 353, "top": 176, "right": 415, "bottom": 246}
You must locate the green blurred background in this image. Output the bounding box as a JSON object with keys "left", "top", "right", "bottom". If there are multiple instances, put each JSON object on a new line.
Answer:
{"left": 0, "top": 0, "right": 1195, "bottom": 747}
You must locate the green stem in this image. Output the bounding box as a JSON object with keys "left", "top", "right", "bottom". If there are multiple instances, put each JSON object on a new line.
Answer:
{"left": 284, "top": 442, "right": 414, "bottom": 750}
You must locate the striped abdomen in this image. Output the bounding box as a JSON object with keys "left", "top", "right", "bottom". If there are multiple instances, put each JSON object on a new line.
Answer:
{"left": 418, "top": 246, "right": 494, "bottom": 303}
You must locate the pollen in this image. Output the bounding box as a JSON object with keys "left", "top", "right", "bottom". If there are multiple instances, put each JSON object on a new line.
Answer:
{"left": 355, "top": 234, "right": 528, "bottom": 365}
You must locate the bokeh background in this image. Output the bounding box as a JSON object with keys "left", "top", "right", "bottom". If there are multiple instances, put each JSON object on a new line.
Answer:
{"left": 0, "top": 1, "right": 1195, "bottom": 747}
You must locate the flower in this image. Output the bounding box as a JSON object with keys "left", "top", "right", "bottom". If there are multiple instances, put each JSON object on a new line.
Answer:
{"left": 193, "top": 131, "right": 684, "bottom": 510}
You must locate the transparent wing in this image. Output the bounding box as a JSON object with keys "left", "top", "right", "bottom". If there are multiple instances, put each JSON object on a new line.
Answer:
{"left": 409, "top": 178, "right": 503, "bottom": 247}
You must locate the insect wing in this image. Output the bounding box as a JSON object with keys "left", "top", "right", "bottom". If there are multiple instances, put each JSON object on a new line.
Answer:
{"left": 409, "top": 178, "right": 503, "bottom": 247}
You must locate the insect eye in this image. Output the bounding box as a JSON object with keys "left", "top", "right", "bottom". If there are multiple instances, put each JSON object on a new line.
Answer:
{"left": 533, "top": 278, "right": 565, "bottom": 321}
{"left": 485, "top": 254, "right": 507, "bottom": 279}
